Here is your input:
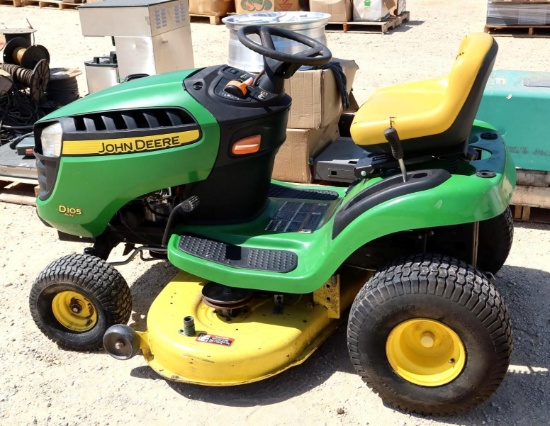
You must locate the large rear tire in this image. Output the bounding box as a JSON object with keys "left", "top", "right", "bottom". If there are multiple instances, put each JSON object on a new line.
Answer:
{"left": 477, "top": 206, "right": 514, "bottom": 274}
{"left": 30, "top": 254, "right": 132, "bottom": 351}
{"left": 347, "top": 254, "right": 512, "bottom": 416}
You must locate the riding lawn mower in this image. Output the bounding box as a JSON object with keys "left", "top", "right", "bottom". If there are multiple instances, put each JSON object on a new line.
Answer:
{"left": 29, "top": 26, "right": 515, "bottom": 416}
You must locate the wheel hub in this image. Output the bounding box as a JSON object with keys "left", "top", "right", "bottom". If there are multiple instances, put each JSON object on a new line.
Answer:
{"left": 52, "top": 290, "right": 97, "bottom": 332}
{"left": 386, "top": 318, "right": 466, "bottom": 387}
{"left": 70, "top": 302, "right": 83, "bottom": 314}
{"left": 420, "top": 331, "right": 435, "bottom": 348}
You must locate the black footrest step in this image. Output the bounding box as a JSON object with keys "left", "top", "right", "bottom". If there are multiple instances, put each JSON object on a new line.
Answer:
{"left": 269, "top": 183, "right": 339, "bottom": 201}
{"left": 178, "top": 234, "right": 297, "bottom": 273}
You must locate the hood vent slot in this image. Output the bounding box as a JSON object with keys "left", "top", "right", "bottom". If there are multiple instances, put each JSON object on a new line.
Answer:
{"left": 71, "top": 108, "right": 195, "bottom": 132}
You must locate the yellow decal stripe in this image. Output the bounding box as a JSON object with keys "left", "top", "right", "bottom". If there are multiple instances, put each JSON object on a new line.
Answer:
{"left": 62, "top": 129, "right": 200, "bottom": 156}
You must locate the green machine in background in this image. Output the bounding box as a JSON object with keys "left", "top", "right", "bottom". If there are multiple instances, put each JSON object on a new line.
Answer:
{"left": 477, "top": 70, "right": 550, "bottom": 212}
{"left": 478, "top": 70, "right": 550, "bottom": 172}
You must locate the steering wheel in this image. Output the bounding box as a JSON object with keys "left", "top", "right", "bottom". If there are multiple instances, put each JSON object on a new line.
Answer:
{"left": 237, "top": 25, "right": 332, "bottom": 67}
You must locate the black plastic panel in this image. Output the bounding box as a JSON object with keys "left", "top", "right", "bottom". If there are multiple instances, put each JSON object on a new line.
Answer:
{"left": 269, "top": 183, "right": 339, "bottom": 201}
{"left": 178, "top": 234, "right": 297, "bottom": 273}
{"left": 182, "top": 65, "right": 292, "bottom": 223}
{"left": 266, "top": 201, "right": 330, "bottom": 233}
{"left": 35, "top": 150, "right": 60, "bottom": 201}
{"left": 332, "top": 169, "right": 451, "bottom": 238}
{"left": 59, "top": 108, "right": 198, "bottom": 141}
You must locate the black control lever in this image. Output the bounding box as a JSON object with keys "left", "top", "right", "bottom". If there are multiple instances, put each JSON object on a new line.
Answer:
{"left": 384, "top": 127, "right": 408, "bottom": 182}
{"left": 161, "top": 196, "right": 200, "bottom": 247}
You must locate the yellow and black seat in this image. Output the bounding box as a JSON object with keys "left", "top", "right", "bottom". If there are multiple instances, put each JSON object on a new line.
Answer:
{"left": 350, "top": 33, "right": 498, "bottom": 155}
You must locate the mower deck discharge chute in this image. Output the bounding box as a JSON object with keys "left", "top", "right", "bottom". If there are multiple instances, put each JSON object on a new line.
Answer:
{"left": 29, "top": 26, "right": 515, "bottom": 416}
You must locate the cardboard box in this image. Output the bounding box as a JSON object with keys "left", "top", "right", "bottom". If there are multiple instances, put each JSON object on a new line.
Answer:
{"left": 397, "top": 0, "right": 406, "bottom": 14}
{"left": 353, "top": 0, "right": 394, "bottom": 21}
{"left": 273, "top": 124, "right": 340, "bottom": 183}
{"left": 189, "top": 0, "right": 235, "bottom": 16}
{"left": 346, "top": 91, "right": 360, "bottom": 112}
{"left": 310, "top": 0, "right": 353, "bottom": 22}
{"left": 285, "top": 58, "right": 359, "bottom": 129}
{"left": 235, "top": 0, "right": 300, "bottom": 14}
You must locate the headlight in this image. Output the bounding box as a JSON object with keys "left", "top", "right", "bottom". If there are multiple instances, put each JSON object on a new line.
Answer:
{"left": 41, "top": 122, "right": 63, "bottom": 157}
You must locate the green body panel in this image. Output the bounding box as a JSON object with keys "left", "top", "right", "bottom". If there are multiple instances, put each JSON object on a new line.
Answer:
{"left": 168, "top": 124, "right": 516, "bottom": 294}
{"left": 36, "top": 70, "right": 220, "bottom": 237}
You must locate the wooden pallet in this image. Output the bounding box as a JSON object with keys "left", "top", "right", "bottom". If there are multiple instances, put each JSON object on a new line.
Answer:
{"left": 491, "top": 0, "right": 550, "bottom": 3}
{"left": 0, "top": 177, "right": 38, "bottom": 206}
{"left": 326, "top": 11, "right": 410, "bottom": 34}
{"left": 189, "top": 13, "right": 223, "bottom": 25}
{"left": 485, "top": 24, "right": 550, "bottom": 37}
{"left": 512, "top": 205, "right": 550, "bottom": 224}
{"left": 0, "top": 0, "right": 23, "bottom": 6}
{"left": 21, "top": 0, "right": 81, "bottom": 9}
{"left": 510, "top": 179, "right": 550, "bottom": 223}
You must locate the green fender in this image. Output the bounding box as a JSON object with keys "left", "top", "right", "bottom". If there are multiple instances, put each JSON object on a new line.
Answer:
{"left": 168, "top": 124, "right": 516, "bottom": 294}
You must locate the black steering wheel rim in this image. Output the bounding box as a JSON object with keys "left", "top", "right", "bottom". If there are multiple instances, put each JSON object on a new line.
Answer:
{"left": 237, "top": 25, "right": 332, "bottom": 67}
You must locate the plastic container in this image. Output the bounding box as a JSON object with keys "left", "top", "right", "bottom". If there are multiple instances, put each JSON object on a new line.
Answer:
{"left": 84, "top": 52, "right": 119, "bottom": 94}
{"left": 222, "top": 12, "right": 330, "bottom": 72}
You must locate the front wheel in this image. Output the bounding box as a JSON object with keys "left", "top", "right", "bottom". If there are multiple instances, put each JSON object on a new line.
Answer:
{"left": 29, "top": 254, "right": 132, "bottom": 351}
{"left": 347, "top": 254, "right": 512, "bottom": 416}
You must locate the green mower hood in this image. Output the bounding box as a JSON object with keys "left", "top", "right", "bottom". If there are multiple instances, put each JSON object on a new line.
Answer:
{"left": 34, "top": 69, "right": 221, "bottom": 237}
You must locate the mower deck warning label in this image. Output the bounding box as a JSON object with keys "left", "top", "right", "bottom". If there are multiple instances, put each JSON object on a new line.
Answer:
{"left": 196, "top": 333, "right": 234, "bottom": 346}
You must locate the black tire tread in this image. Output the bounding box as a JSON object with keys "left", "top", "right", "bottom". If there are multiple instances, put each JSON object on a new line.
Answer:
{"left": 478, "top": 206, "right": 514, "bottom": 274}
{"left": 347, "top": 254, "right": 512, "bottom": 416}
{"left": 30, "top": 254, "right": 132, "bottom": 351}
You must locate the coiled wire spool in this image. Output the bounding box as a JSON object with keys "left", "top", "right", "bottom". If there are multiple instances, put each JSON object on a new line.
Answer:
{"left": 0, "top": 28, "right": 36, "bottom": 46}
{"left": 3, "top": 37, "right": 50, "bottom": 70}
{"left": 47, "top": 68, "right": 80, "bottom": 106}
{"left": 0, "top": 60, "right": 50, "bottom": 101}
{"left": 0, "top": 84, "right": 45, "bottom": 145}
{"left": 0, "top": 70, "right": 14, "bottom": 96}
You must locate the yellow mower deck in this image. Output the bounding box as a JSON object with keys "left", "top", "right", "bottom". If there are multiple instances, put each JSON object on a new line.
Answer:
{"left": 137, "top": 270, "right": 367, "bottom": 385}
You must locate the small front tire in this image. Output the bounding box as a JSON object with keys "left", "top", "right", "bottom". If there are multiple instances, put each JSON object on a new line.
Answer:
{"left": 30, "top": 254, "right": 132, "bottom": 351}
{"left": 347, "top": 254, "right": 512, "bottom": 416}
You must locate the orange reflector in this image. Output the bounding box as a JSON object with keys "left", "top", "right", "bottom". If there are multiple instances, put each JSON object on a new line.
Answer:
{"left": 232, "top": 135, "right": 261, "bottom": 155}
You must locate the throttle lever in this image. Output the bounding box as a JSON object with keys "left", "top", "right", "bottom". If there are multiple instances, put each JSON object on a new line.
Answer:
{"left": 224, "top": 77, "right": 254, "bottom": 98}
{"left": 384, "top": 126, "right": 408, "bottom": 182}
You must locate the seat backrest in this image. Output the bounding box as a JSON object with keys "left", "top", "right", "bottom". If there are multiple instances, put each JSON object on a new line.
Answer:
{"left": 406, "top": 33, "right": 498, "bottom": 155}
{"left": 441, "top": 33, "right": 498, "bottom": 146}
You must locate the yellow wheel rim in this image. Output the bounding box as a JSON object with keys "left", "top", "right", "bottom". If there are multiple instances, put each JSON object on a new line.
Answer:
{"left": 52, "top": 291, "right": 98, "bottom": 332}
{"left": 386, "top": 318, "right": 466, "bottom": 387}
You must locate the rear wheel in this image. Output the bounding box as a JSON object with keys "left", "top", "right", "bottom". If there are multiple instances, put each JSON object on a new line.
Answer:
{"left": 347, "top": 254, "right": 512, "bottom": 416}
{"left": 30, "top": 254, "right": 132, "bottom": 351}
{"left": 477, "top": 206, "right": 514, "bottom": 274}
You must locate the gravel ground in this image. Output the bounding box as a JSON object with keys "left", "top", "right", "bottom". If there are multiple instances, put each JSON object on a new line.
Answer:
{"left": 1, "top": 0, "right": 550, "bottom": 425}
